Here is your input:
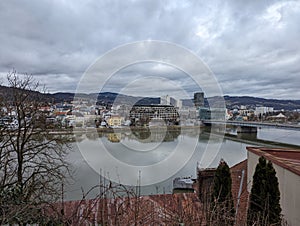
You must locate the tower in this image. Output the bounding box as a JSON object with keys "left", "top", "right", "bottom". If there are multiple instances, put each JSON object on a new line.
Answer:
{"left": 194, "top": 92, "right": 204, "bottom": 108}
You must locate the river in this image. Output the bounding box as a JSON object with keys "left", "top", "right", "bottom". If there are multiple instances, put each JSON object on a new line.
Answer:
{"left": 65, "top": 126, "right": 300, "bottom": 200}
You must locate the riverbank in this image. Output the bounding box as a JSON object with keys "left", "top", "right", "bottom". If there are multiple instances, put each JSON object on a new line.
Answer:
{"left": 48, "top": 125, "right": 202, "bottom": 135}
{"left": 212, "top": 132, "right": 300, "bottom": 149}
{"left": 47, "top": 125, "right": 300, "bottom": 149}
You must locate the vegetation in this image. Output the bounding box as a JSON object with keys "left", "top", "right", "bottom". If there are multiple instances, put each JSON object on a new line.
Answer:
{"left": 247, "top": 156, "right": 282, "bottom": 225}
{"left": 0, "top": 71, "right": 288, "bottom": 225}
{"left": 0, "top": 71, "right": 71, "bottom": 224}
{"left": 210, "top": 159, "right": 235, "bottom": 225}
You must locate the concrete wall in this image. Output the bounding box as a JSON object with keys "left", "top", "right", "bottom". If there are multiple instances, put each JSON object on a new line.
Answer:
{"left": 272, "top": 162, "right": 300, "bottom": 226}
{"left": 247, "top": 151, "right": 259, "bottom": 192}
{"left": 247, "top": 151, "right": 300, "bottom": 226}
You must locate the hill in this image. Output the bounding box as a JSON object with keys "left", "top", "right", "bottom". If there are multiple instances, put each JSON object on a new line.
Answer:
{"left": 222, "top": 96, "right": 300, "bottom": 111}
{"left": 0, "top": 86, "right": 299, "bottom": 110}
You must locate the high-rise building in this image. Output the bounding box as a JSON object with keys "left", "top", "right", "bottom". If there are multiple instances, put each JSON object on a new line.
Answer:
{"left": 176, "top": 99, "right": 182, "bottom": 109}
{"left": 194, "top": 92, "right": 204, "bottom": 108}
{"left": 161, "top": 95, "right": 182, "bottom": 109}
{"left": 160, "top": 95, "right": 171, "bottom": 105}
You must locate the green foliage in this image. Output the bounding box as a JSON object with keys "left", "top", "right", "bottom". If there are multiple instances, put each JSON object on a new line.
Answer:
{"left": 211, "top": 159, "right": 235, "bottom": 225}
{"left": 247, "top": 156, "right": 282, "bottom": 225}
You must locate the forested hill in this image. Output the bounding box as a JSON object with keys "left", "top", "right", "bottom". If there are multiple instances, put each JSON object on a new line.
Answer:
{"left": 51, "top": 93, "right": 300, "bottom": 110}
{"left": 1, "top": 86, "right": 299, "bottom": 110}
{"left": 222, "top": 95, "right": 300, "bottom": 110}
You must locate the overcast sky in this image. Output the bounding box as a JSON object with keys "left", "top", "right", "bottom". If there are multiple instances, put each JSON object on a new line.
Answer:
{"left": 0, "top": 0, "right": 299, "bottom": 99}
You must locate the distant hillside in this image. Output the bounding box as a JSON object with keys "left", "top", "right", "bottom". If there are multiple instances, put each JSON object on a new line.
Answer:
{"left": 52, "top": 92, "right": 75, "bottom": 102}
{"left": 222, "top": 96, "right": 300, "bottom": 110}
{"left": 42, "top": 92, "right": 300, "bottom": 110}
{"left": 0, "top": 85, "right": 53, "bottom": 102}
{"left": 203, "top": 96, "right": 300, "bottom": 110}
{"left": 1, "top": 86, "right": 299, "bottom": 110}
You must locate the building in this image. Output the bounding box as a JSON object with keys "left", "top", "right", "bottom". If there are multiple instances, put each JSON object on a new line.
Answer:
{"left": 176, "top": 99, "right": 182, "bottom": 109}
{"left": 50, "top": 158, "right": 249, "bottom": 225}
{"left": 239, "top": 109, "right": 254, "bottom": 118}
{"left": 197, "top": 168, "right": 215, "bottom": 203}
{"left": 161, "top": 95, "right": 182, "bottom": 109}
{"left": 254, "top": 106, "right": 274, "bottom": 116}
{"left": 268, "top": 112, "right": 287, "bottom": 123}
{"left": 173, "top": 177, "right": 195, "bottom": 193}
{"left": 129, "top": 105, "right": 179, "bottom": 126}
{"left": 178, "top": 107, "right": 198, "bottom": 121}
{"left": 160, "top": 95, "right": 171, "bottom": 105}
{"left": 247, "top": 147, "right": 300, "bottom": 226}
{"left": 197, "top": 160, "right": 249, "bottom": 224}
{"left": 53, "top": 193, "right": 203, "bottom": 225}
{"left": 199, "top": 107, "right": 226, "bottom": 121}
{"left": 194, "top": 92, "right": 204, "bottom": 108}
{"left": 107, "top": 115, "right": 123, "bottom": 128}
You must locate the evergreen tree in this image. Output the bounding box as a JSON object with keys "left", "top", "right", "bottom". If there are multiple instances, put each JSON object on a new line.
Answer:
{"left": 211, "top": 159, "right": 235, "bottom": 225}
{"left": 247, "top": 156, "right": 281, "bottom": 225}
{"left": 266, "top": 161, "right": 281, "bottom": 224}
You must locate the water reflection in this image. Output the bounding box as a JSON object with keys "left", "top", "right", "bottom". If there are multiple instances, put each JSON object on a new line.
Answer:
{"left": 74, "top": 127, "right": 201, "bottom": 186}
{"left": 66, "top": 128, "right": 248, "bottom": 200}
{"left": 75, "top": 127, "right": 182, "bottom": 143}
{"left": 107, "top": 133, "right": 121, "bottom": 142}
{"left": 66, "top": 127, "right": 299, "bottom": 200}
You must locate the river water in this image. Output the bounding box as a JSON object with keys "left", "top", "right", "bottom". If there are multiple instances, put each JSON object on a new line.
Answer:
{"left": 65, "top": 127, "right": 300, "bottom": 200}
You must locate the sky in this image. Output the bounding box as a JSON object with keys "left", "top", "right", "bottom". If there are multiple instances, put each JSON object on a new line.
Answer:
{"left": 0, "top": 0, "right": 299, "bottom": 99}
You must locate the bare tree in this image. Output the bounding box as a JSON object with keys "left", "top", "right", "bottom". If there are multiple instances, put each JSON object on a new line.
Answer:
{"left": 0, "top": 71, "right": 71, "bottom": 224}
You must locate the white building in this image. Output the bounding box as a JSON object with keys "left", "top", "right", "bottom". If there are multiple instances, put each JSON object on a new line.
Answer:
{"left": 176, "top": 99, "right": 182, "bottom": 109}
{"left": 160, "top": 95, "right": 171, "bottom": 105}
{"left": 254, "top": 106, "right": 274, "bottom": 116}
{"left": 247, "top": 147, "right": 300, "bottom": 226}
{"left": 161, "top": 95, "right": 182, "bottom": 109}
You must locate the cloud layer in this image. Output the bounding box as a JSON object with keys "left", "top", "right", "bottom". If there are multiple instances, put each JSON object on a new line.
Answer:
{"left": 0, "top": 0, "right": 299, "bottom": 99}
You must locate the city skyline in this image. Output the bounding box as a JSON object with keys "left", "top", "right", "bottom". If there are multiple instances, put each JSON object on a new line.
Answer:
{"left": 0, "top": 1, "right": 299, "bottom": 99}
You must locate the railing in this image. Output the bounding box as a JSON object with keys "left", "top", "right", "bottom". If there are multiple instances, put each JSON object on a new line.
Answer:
{"left": 202, "top": 120, "right": 300, "bottom": 130}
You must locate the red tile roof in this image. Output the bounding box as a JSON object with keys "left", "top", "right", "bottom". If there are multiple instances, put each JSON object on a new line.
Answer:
{"left": 50, "top": 193, "right": 204, "bottom": 225}
{"left": 47, "top": 160, "right": 250, "bottom": 225}
{"left": 247, "top": 147, "right": 300, "bottom": 176}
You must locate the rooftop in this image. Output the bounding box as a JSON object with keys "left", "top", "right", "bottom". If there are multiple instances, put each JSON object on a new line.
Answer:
{"left": 52, "top": 193, "right": 203, "bottom": 225}
{"left": 50, "top": 159, "right": 249, "bottom": 225}
{"left": 247, "top": 147, "right": 300, "bottom": 176}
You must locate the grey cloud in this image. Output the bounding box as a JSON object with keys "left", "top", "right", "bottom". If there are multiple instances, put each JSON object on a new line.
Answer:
{"left": 0, "top": 0, "right": 299, "bottom": 99}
